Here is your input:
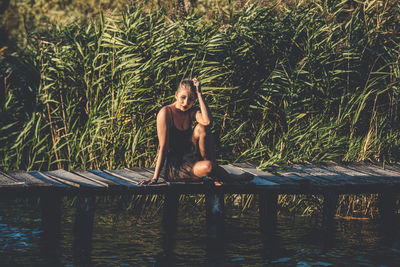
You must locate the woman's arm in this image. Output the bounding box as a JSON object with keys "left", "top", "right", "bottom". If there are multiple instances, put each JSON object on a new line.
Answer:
{"left": 193, "top": 78, "right": 212, "bottom": 126}
{"left": 139, "top": 107, "right": 169, "bottom": 185}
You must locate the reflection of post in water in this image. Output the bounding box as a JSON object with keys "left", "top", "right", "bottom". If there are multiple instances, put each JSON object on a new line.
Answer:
{"left": 206, "top": 192, "right": 225, "bottom": 266}
{"left": 206, "top": 192, "right": 224, "bottom": 238}
{"left": 158, "top": 192, "right": 179, "bottom": 265}
{"left": 322, "top": 192, "right": 338, "bottom": 232}
{"left": 259, "top": 192, "right": 282, "bottom": 256}
{"left": 320, "top": 193, "right": 338, "bottom": 249}
{"left": 73, "top": 195, "right": 95, "bottom": 266}
{"left": 259, "top": 193, "right": 277, "bottom": 237}
{"left": 377, "top": 191, "right": 398, "bottom": 244}
{"left": 40, "top": 193, "right": 62, "bottom": 266}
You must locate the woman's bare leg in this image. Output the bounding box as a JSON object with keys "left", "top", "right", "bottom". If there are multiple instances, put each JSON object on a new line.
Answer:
{"left": 192, "top": 124, "right": 216, "bottom": 162}
{"left": 191, "top": 160, "right": 253, "bottom": 183}
{"left": 192, "top": 124, "right": 252, "bottom": 183}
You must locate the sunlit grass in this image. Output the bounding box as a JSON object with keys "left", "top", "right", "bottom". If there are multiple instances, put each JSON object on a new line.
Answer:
{"left": 1, "top": 0, "right": 399, "bottom": 216}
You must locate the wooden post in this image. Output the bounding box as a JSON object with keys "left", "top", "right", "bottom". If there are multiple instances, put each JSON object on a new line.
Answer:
{"left": 378, "top": 192, "right": 397, "bottom": 230}
{"left": 40, "top": 193, "right": 62, "bottom": 265}
{"left": 206, "top": 192, "right": 224, "bottom": 238}
{"left": 322, "top": 192, "right": 338, "bottom": 231}
{"left": 73, "top": 196, "right": 95, "bottom": 266}
{"left": 160, "top": 192, "right": 179, "bottom": 265}
{"left": 259, "top": 193, "right": 278, "bottom": 237}
{"left": 162, "top": 192, "right": 179, "bottom": 235}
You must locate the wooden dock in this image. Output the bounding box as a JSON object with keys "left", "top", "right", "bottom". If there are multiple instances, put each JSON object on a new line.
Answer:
{"left": 2, "top": 162, "right": 400, "bottom": 195}
{"left": 1, "top": 162, "right": 399, "bottom": 243}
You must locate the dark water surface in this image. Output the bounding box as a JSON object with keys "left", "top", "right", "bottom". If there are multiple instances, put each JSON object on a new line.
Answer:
{"left": 1, "top": 196, "right": 399, "bottom": 266}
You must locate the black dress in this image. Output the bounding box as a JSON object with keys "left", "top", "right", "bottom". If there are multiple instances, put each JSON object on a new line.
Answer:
{"left": 160, "top": 106, "right": 201, "bottom": 181}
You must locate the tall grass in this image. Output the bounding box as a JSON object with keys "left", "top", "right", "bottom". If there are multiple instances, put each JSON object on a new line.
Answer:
{"left": 1, "top": 0, "right": 399, "bottom": 174}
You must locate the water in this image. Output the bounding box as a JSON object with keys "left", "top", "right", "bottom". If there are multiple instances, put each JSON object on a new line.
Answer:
{"left": 1, "top": 196, "right": 399, "bottom": 266}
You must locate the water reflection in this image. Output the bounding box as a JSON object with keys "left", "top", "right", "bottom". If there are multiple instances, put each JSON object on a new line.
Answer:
{"left": 156, "top": 193, "right": 178, "bottom": 266}
{"left": 73, "top": 196, "right": 95, "bottom": 266}
{"left": 40, "top": 195, "right": 62, "bottom": 266}
{"left": 1, "top": 196, "right": 399, "bottom": 266}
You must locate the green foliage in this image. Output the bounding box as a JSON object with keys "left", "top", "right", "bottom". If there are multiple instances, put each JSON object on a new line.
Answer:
{"left": 1, "top": 0, "right": 400, "bottom": 171}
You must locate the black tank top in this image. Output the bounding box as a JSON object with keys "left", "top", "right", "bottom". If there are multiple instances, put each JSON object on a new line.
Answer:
{"left": 167, "top": 106, "right": 193, "bottom": 158}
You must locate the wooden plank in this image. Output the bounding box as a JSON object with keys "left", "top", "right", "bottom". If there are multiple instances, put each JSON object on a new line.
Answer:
{"left": 103, "top": 169, "right": 144, "bottom": 184}
{"left": 231, "top": 163, "right": 290, "bottom": 186}
{"left": 233, "top": 163, "right": 310, "bottom": 185}
{"left": 139, "top": 168, "right": 168, "bottom": 184}
{"left": 321, "top": 164, "right": 386, "bottom": 185}
{"left": 316, "top": 163, "right": 383, "bottom": 185}
{"left": 290, "top": 164, "right": 356, "bottom": 185}
{"left": 45, "top": 170, "right": 105, "bottom": 188}
{"left": 274, "top": 171, "right": 313, "bottom": 185}
{"left": 226, "top": 164, "right": 279, "bottom": 186}
{"left": 0, "top": 171, "right": 25, "bottom": 186}
{"left": 72, "top": 171, "right": 120, "bottom": 188}
{"left": 7, "top": 171, "right": 53, "bottom": 186}
{"left": 343, "top": 164, "right": 398, "bottom": 184}
{"left": 28, "top": 171, "right": 69, "bottom": 187}
{"left": 88, "top": 170, "right": 138, "bottom": 188}
{"left": 221, "top": 164, "right": 246, "bottom": 175}
{"left": 379, "top": 164, "right": 400, "bottom": 175}
{"left": 281, "top": 165, "right": 334, "bottom": 186}
{"left": 349, "top": 163, "right": 400, "bottom": 181}
{"left": 40, "top": 172, "right": 81, "bottom": 188}
{"left": 126, "top": 167, "right": 155, "bottom": 179}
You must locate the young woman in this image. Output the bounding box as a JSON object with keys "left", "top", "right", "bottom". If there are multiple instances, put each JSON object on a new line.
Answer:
{"left": 139, "top": 78, "right": 252, "bottom": 185}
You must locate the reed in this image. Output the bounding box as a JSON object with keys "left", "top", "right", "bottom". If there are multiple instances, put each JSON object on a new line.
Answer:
{"left": 1, "top": 0, "right": 399, "bottom": 216}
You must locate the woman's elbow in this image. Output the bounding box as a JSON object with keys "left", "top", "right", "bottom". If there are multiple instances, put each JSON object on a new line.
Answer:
{"left": 201, "top": 120, "right": 211, "bottom": 126}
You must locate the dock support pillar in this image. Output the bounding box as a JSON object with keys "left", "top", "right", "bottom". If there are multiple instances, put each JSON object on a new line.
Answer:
{"left": 206, "top": 192, "right": 224, "bottom": 238}
{"left": 73, "top": 196, "right": 96, "bottom": 266}
{"left": 159, "top": 192, "right": 179, "bottom": 265}
{"left": 259, "top": 193, "right": 278, "bottom": 237}
{"left": 378, "top": 192, "right": 397, "bottom": 229}
{"left": 322, "top": 192, "right": 338, "bottom": 231}
{"left": 162, "top": 192, "right": 179, "bottom": 235}
{"left": 40, "top": 193, "right": 62, "bottom": 265}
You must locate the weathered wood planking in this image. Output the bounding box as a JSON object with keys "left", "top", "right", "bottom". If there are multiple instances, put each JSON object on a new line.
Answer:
{"left": 228, "top": 164, "right": 279, "bottom": 186}
{"left": 329, "top": 164, "right": 398, "bottom": 185}
{"left": 88, "top": 170, "right": 138, "bottom": 188}
{"left": 231, "top": 163, "right": 297, "bottom": 186}
{"left": 7, "top": 171, "right": 53, "bottom": 187}
{"left": 316, "top": 163, "right": 392, "bottom": 185}
{"left": 348, "top": 163, "right": 400, "bottom": 181}
{"left": 72, "top": 170, "right": 122, "bottom": 188}
{"left": 0, "top": 171, "right": 25, "bottom": 186}
{"left": 289, "top": 164, "right": 359, "bottom": 186}
{"left": 45, "top": 170, "right": 105, "bottom": 188}
{"left": 1, "top": 163, "right": 400, "bottom": 196}
{"left": 28, "top": 171, "right": 68, "bottom": 187}
{"left": 104, "top": 169, "right": 147, "bottom": 184}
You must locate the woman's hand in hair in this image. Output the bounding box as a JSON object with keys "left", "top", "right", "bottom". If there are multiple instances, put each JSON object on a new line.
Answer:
{"left": 192, "top": 78, "right": 201, "bottom": 94}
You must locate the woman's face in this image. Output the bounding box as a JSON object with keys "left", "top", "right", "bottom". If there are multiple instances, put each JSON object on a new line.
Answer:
{"left": 175, "top": 88, "right": 195, "bottom": 112}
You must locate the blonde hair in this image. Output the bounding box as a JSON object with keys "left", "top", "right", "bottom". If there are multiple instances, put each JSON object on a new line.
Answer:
{"left": 177, "top": 79, "right": 196, "bottom": 97}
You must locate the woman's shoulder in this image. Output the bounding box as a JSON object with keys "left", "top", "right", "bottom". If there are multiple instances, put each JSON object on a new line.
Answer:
{"left": 158, "top": 105, "right": 173, "bottom": 119}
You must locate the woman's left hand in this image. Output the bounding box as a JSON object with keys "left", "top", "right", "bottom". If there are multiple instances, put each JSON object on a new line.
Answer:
{"left": 192, "top": 78, "right": 201, "bottom": 94}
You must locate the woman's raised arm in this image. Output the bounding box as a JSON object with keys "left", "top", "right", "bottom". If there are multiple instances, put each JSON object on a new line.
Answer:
{"left": 193, "top": 78, "right": 212, "bottom": 126}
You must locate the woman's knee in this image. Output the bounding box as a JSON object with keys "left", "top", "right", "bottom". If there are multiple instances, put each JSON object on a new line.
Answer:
{"left": 193, "top": 160, "right": 213, "bottom": 177}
